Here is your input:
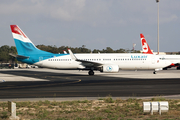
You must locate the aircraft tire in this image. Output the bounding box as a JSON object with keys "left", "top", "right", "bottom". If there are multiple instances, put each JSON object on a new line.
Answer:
{"left": 163, "top": 67, "right": 167, "bottom": 70}
{"left": 88, "top": 70, "right": 94, "bottom": 75}
{"left": 177, "top": 67, "right": 180, "bottom": 70}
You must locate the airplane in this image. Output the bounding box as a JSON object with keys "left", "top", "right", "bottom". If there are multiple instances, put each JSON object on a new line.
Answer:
{"left": 140, "top": 33, "right": 180, "bottom": 70}
{"left": 9, "top": 25, "right": 171, "bottom": 75}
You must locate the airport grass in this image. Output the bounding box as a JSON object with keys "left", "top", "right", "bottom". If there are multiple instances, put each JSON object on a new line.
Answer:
{"left": 0, "top": 97, "right": 180, "bottom": 120}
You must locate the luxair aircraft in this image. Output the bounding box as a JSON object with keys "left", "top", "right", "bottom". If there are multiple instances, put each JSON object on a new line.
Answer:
{"left": 140, "top": 33, "right": 180, "bottom": 70}
{"left": 10, "top": 25, "right": 171, "bottom": 75}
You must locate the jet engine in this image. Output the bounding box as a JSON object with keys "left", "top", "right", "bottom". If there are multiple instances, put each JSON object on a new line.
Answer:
{"left": 100, "top": 65, "right": 119, "bottom": 73}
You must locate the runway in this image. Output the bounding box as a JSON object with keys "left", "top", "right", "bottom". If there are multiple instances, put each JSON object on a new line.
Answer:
{"left": 0, "top": 68, "right": 180, "bottom": 99}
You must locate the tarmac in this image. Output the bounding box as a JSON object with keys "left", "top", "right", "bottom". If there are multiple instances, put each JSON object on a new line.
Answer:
{"left": 0, "top": 68, "right": 180, "bottom": 101}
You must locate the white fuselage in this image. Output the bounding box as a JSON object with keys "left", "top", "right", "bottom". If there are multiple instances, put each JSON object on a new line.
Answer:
{"left": 34, "top": 53, "right": 170, "bottom": 70}
{"left": 158, "top": 54, "right": 180, "bottom": 64}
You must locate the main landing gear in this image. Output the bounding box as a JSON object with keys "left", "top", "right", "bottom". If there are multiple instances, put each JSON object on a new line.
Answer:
{"left": 153, "top": 71, "right": 157, "bottom": 74}
{"left": 88, "top": 70, "right": 94, "bottom": 75}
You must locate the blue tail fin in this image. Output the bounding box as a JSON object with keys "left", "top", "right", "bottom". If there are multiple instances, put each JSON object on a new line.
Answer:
{"left": 10, "top": 25, "right": 50, "bottom": 56}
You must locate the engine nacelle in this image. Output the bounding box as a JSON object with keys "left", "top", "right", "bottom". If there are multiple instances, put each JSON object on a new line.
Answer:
{"left": 101, "top": 65, "right": 119, "bottom": 73}
{"left": 155, "top": 68, "right": 163, "bottom": 71}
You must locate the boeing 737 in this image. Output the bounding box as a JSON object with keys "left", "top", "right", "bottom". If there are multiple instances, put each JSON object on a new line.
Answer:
{"left": 10, "top": 25, "right": 171, "bottom": 75}
{"left": 140, "top": 33, "right": 180, "bottom": 70}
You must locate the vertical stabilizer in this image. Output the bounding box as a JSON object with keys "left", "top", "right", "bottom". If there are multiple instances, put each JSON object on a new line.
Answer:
{"left": 140, "top": 33, "right": 153, "bottom": 54}
{"left": 10, "top": 25, "right": 50, "bottom": 55}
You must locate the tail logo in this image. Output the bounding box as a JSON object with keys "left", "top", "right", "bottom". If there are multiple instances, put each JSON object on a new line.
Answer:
{"left": 142, "top": 39, "right": 148, "bottom": 52}
{"left": 13, "top": 25, "right": 27, "bottom": 38}
{"left": 140, "top": 33, "right": 153, "bottom": 54}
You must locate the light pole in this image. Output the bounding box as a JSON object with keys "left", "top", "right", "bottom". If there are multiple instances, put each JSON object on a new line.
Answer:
{"left": 156, "top": 0, "right": 160, "bottom": 54}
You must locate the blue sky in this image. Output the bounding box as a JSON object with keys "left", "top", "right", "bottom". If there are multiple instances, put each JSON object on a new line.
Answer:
{"left": 1, "top": 0, "right": 180, "bottom": 52}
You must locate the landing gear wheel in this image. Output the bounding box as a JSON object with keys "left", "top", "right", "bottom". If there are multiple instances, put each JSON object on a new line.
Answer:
{"left": 163, "top": 67, "right": 167, "bottom": 70}
{"left": 153, "top": 71, "right": 156, "bottom": 74}
{"left": 88, "top": 70, "right": 94, "bottom": 75}
{"left": 177, "top": 67, "right": 180, "bottom": 70}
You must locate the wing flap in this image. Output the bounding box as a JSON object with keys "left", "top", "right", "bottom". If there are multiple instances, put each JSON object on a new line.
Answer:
{"left": 77, "top": 59, "right": 102, "bottom": 66}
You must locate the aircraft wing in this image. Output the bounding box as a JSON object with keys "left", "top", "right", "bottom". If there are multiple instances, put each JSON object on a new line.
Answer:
{"left": 9, "top": 53, "right": 29, "bottom": 59}
{"left": 68, "top": 49, "right": 103, "bottom": 67}
{"left": 76, "top": 59, "right": 103, "bottom": 67}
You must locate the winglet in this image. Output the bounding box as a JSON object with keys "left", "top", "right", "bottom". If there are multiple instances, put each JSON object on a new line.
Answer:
{"left": 63, "top": 50, "right": 67, "bottom": 54}
{"left": 140, "top": 33, "right": 153, "bottom": 54}
{"left": 68, "top": 49, "right": 77, "bottom": 60}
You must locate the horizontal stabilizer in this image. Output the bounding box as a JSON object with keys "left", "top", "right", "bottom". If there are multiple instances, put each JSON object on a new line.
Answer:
{"left": 9, "top": 53, "right": 29, "bottom": 59}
